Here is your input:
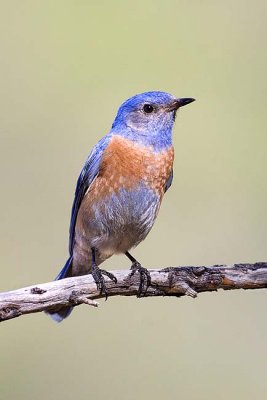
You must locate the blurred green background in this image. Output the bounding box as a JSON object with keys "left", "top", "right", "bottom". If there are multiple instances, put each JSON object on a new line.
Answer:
{"left": 0, "top": 1, "right": 266, "bottom": 399}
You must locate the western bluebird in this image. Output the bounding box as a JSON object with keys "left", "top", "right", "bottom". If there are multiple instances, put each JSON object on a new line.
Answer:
{"left": 47, "top": 91, "right": 195, "bottom": 322}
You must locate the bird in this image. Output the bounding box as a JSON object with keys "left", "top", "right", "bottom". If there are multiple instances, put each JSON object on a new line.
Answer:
{"left": 47, "top": 91, "right": 195, "bottom": 322}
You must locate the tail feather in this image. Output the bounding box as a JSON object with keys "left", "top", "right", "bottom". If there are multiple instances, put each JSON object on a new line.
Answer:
{"left": 55, "top": 256, "right": 73, "bottom": 280}
{"left": 46, "top": 256, "right": 74, "bottom": 322}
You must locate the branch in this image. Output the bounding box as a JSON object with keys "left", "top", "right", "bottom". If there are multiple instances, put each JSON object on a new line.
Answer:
{"left": 0, "top": 262, "right": 266, "bottom": 322}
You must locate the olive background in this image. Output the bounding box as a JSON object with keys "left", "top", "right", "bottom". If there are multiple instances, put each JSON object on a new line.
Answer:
{"left": 0, "top": 1, "right": 266, "bottom": 400}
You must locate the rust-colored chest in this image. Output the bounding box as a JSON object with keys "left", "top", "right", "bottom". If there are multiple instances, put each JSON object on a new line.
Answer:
{"left": 88, "top": 135, "right": 174, "bottom": 200}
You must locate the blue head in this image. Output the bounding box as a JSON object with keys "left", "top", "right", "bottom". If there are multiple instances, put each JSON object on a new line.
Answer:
{"left": 111, "top": 91, "right": 195, "bottom": 151}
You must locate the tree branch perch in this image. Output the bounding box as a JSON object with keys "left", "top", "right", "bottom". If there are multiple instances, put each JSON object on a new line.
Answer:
{"left": 0, "top": 262, "right": 266, "bottom": 322}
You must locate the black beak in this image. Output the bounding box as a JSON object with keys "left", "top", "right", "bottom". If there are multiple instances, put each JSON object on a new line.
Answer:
{"left": 165, "top": 97, "right": 195, "bottom": 112}
{"left": 177, "top": 98, "right": 195, "bottom": 107}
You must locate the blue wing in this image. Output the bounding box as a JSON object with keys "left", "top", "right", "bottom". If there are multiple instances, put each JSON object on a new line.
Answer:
{"left": 68, "top": 134, "right": 112, "bottom": 255}
{"left": 165, "top": 169, "right": 173, "bottom": 192}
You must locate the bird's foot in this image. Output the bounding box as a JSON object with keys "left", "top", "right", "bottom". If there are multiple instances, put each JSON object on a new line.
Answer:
{"left": 129, "top": 262, "right": 151, "bottom": 297}
{"left": 91, "top": 266, "right": 117, "bottom": 300}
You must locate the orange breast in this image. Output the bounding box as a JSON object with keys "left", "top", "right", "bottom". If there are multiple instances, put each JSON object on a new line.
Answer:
{"left": 88, "top": 135, "right": 174, "bottom": 201}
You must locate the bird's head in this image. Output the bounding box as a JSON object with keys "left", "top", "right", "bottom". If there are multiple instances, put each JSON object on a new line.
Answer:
{"left": 111, "top": 91, "right": 195, "bottom": 151}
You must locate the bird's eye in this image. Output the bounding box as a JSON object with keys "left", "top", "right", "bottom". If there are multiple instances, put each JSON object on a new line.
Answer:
{"left": 143, "top": 104, "right": 154, "bottom": 113}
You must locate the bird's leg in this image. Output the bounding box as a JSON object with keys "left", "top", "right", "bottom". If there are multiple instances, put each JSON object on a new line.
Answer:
{"left": 125, "top": 251, "right": 151, "bottom": 297}
{"left": 91, "top": 247, "right": 117, "bottom": 300}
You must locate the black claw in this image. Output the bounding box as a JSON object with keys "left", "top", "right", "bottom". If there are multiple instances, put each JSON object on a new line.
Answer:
{"left": 100, "top": 269, "right": 117, "bottom": 284}
{"left": 130, "top": 261, "right": 151, "bottom": 297}
{"left": 91, "top": 266, "right": 117, "bottom": 300}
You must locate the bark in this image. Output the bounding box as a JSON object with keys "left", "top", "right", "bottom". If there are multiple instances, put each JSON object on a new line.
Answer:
{"left": 0, "top": 262, "right": 266, "bottom": 322}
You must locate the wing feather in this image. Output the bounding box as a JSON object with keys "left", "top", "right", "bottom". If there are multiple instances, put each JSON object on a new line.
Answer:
{"left": 164, "top": 169, "right": 173, "bottom": 193}
{"left": 68, "top": 134, "right": 111, "bottom": 255}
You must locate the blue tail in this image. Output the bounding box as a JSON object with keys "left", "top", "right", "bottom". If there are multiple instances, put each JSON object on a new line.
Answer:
{"left": 46, "top": 257, "right": 74, "bottom": 323}
{"left": 55, "top": 256, "right": 73, "bottom": 280}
